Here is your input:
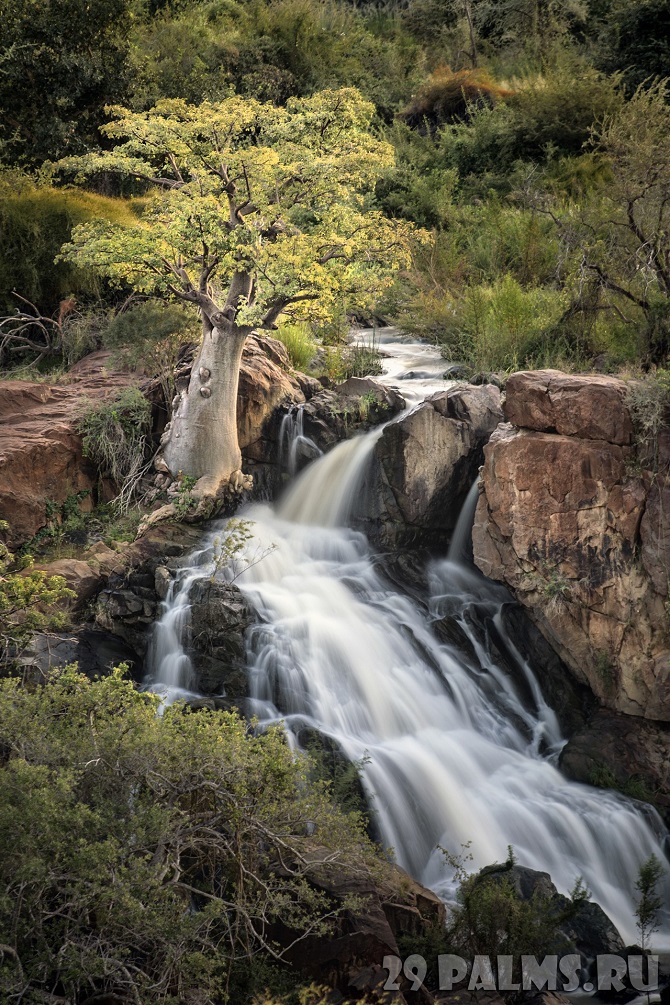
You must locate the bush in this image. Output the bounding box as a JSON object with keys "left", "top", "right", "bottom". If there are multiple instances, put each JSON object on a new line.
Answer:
{"left": 0, "top": 667, "right": 376, "bottom": 1004}
{"left": 274, "top": 321, "right": 318, "bottom": 371}
{"left": 399, "top": 274, "right": 567, "bottom": 371}
{"left": 438, "top": 61, "right": 621, "bottom": 185}
{"left": 0, "top": 175, "right": 140, "bottom": 316}
{"left": 402, "top": 65, "right": 514, "bottom": 135}
{"left": 77, "top": 387, "right": 152, "bottom": 492}
{"left": 0, "top": 521, "right": 74, "bottom": 664}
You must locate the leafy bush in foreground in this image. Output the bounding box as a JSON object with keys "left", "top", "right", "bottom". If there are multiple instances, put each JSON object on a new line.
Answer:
{"left": 0, "top": 668, "right": 375, "bottom": 1004}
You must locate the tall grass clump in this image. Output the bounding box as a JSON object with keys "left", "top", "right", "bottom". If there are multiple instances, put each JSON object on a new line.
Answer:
{"left": 274, "top": 321, "right": 318, "bottom": 371}
{"left": 77, "top": 387, "right": 152, "bottom": 499}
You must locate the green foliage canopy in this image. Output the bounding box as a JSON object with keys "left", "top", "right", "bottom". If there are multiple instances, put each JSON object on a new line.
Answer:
{"left": 57, "top": 90, "right": 418, "bottom": 333}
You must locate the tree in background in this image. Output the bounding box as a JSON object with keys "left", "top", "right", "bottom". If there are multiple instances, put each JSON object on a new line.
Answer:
{"left": 57, "top": 90, "right": 415, "bottom": 498}
{"left": 0, "top": 0, "right": 133, "bottom": 166}
{"left": 634, "top": 853, "right": 665, "bottom": 951}
{"left": 576, "top": 80, "right": 670, "bottom": 364}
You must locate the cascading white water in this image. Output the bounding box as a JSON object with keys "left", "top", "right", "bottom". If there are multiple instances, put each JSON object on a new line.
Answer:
{"left": 279, "top": 404, "right": 322, "bottom": 476}
{"left": 148, "top": 329, "right": 670, "bottom": 945}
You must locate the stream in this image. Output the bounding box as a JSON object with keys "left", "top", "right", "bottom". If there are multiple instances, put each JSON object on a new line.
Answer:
{"left": 147, "top": 328, "right": 670, "bottom": 947}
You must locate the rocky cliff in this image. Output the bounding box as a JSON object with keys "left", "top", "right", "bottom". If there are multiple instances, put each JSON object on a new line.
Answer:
{"left": 0, "top": 335, "right": 311, "bottom": 548}
{"left": 472, "top": 369, "right": 670, "bottom": 722}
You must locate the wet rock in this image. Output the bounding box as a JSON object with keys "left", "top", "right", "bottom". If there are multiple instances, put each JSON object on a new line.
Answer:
{"left": 299, "top": 377, "right": 405, "bottom": 454}
{"left": 154, "top": 565, "right": 172, "bottom": 600}
{"left": 359, "top": 384, "right": 502, "bottom": 549}
{"left": 94, "top": 521, "right": 204, "bottom": 655}
{"left": 188, "top": 579, "right": 254, "bottom": 703}
{"left": 560, "top": 708, "right": 670, "bottom": 824}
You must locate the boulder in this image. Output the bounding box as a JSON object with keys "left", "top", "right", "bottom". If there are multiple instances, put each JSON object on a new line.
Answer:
{"left": 472, "top": 389, "right": 670, "bottom": 720}
{"left": 298, "top": 377, "right": 405, "bottom": 455}
{"left": 358, "top": 384, "right": 503, "bottom": 549}
{"left": 31, "top": 557, "right": 103, "bottom": 607}
{"left": 560, "top": 709, "right": 670, "bottom": 824}
{"left": 503, "top": 370, "right": 634, "bottom": 446}
{"left": 187, "top": 579, "right": 254, "bottom": 704}
{"left": 277, "top": 855, "right": 444, "bottom": 1003}
{"left": 16, "top": 629, "right": 142, "bottom": 682}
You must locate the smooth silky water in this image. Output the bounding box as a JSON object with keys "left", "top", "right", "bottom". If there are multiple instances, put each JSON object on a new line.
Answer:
{"left": 147, "top": 329, "right": 670, "bottom": 945}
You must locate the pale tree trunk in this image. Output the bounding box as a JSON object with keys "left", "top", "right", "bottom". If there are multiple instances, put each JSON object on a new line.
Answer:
{"left": 162, "top": 323, "right": 249, "bottom": 493}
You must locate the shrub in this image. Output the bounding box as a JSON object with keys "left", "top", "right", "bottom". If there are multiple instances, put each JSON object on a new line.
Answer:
{"left": 77, "top": 387, "right": 152, "bottom": 493}
{"left": 403, "top": 65, "right": 514, "bottom": 135}
{"left": 0, "top": 667, "right": 375, "bottom": 1004}
{"left": 274, "top": 321, "right": 318, "bottom": 371}
{"left": 0, "top": 521, "right": 74, "bottom": 664}
{"left": 0, "top": 175, "right": 140, "bottom": 316}
{"left": 445, "top": 848, "right": 586, "bottom": 960}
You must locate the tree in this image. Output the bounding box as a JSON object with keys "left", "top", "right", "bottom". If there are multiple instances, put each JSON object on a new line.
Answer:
{"left": 587, "top": 80, "right": 670, "bottom": 363}
{"left": 57, "top": 90, "right": 415, "bottom": 497}
{"left": 0, "top": 0, "right": 133, "bottom": 166}
{"left": 635, "top": 853, "right": 665, "bottom": 951}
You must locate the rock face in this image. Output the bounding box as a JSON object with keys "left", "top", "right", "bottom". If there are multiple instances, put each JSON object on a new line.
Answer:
{"left": 473, "top": 370, "right": 670, "bottom": 721}
{"left": 359, "top": 384, "right": 503, "bottom": 549}
{"left": 0, "top": 353, "right": 138, "bottom": 549}
{"left": 236, "top": 333, "right": 319, "bottom": 494}
{"left": 560, "top": 709, "right": 670, "bottom": 824}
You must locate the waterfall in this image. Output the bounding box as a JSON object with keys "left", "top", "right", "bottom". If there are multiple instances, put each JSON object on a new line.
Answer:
{"left": 279, "top": 404, "right": 322, "bottom": 477}
{"left": 147, "top": 329, "right": 670, "bottom": 946}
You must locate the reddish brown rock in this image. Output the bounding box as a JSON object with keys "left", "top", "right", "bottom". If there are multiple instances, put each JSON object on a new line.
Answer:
{"left": 503, "top": 370, "right": 634, "bottom": 445}
{"left": 0, "top": 337, "right": 312, "bottom": 548}
{"left": 236, "top": 333, "right": 307, "bottom": 452}
{"left": 472, "top": 380, "right": 670, "bottom": 720}
{"left": 32, "top": 558, "right": 102, "bottom": 606}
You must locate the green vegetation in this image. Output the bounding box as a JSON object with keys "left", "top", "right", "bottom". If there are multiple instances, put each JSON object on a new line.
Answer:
{"left": 399, "top": 845, "right": 590, "bottom": 991}
{"left": 77, "top": 387, "right": 152, "bottom": 508}
{"left": 635, "top": 853, "right": 666, "bottom": 951}
{"left": 0, "top": 520, "right": 74, "bottom": 663}
{"left": 1, "top": 0, "right": 669, "bottom": 378}
{"left": 0, "top": 666, "right": 377, "bottom": 1004}
{"left": 274, "top": 321, "right": 318, "bottom": 371}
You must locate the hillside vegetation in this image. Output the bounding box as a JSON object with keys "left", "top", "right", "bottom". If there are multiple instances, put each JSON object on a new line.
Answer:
{"left": 1, "top": 0, "right": 669, "bottom": 375}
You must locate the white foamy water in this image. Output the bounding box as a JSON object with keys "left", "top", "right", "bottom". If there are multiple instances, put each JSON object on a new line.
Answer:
{"left": 148, "top": 328, "right": 670, "bottom": 945}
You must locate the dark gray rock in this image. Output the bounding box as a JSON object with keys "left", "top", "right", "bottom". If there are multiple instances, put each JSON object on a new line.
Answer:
{"left": 188, "top": 580, "right": 254, "bottom": 705}
{"left": 355, "top": 384, "right": 503, "bottom": 549}
{"left": 560, "top": 709, "right": 670, "bottom": 825}
{"left": 17, "top": 629, "right": 142, "bottom": 682}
